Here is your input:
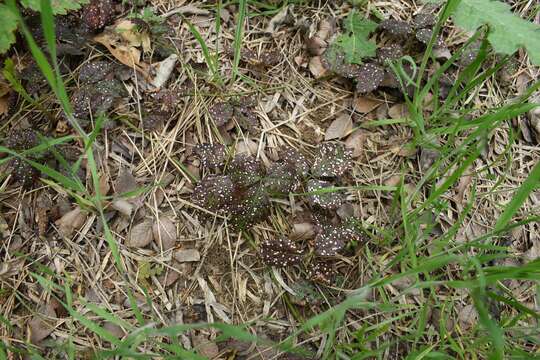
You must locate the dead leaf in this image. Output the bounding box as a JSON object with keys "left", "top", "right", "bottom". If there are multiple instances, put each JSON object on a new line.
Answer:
{"left": 0, "top": 257, "right": 25, "bottom": 280}
{"left": 388, "top": 103, "right": 409, "bottom": 119}
{"left": 458, "top": 304, "right": 478, "bottom": 331}
{"left": 175, "top": 249, "right": 201, "bottom": 262}
{"left": 264, "top": 5, "right": 292, "bottom": 34}
{"left": 55, "top": 207, "right": 87, "bottom": 238}
{"left": 290, "top": 222, "right": 315, "bottom": 241}
{"left": 127, "top": 219, "right": 154, "bottom": 248}
{"left": 115, "top": 168, "right": 138, "bottom": 194}
{"left": 354, "top": 97, "right": 382, "bottom": 114}
{"left": 152, "top": 215, "right": 176, "bottom": 251}
{"left": 455, "top": 175, "right": 472, "bottom": 205}
{"left": 0, "top": 96, "right": 9, "bottom": 117}
{"left": 112, "top": 199, "right": 134, "bottom": 217}
{"left": 192, "top": 334, "right": 219, "bottom": 359}
{"left": 115, "top": 20, "right": 151, "bottom": 52}
{"left": 325, "top": 114, "right": 352, "bottom": 140}
{"left": 309, "top": 56, "right": 327, "bottom": 78}
{"left": 345, "top": 130, "right": 368, "bottom": 158}
{"left": 29, "top": 302, "right": 57, "bottom": 344}
{"left": 94, "top": 32, "right": 149, "bottom": 77}
{"left": 103, "top": 322, "right": 125, "bottom": 339}
{"left": 151, "top": 54, "right": 178, "bottom": 89}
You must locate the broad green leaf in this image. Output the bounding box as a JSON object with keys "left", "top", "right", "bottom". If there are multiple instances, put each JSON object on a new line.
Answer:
{"left": 335, "top": 34, "right": 377, "bottom": 64}
{"left": 333, "top": 10, "right": 377, "bottom": 64}
{"left": 20, "top": 0, "right": 88, "bottom": 15}
{"left": 453, "top": 0, "right": 540, "bottom": 65}
{"left": 0, "top": 4, "right": 18, "bottom": 54}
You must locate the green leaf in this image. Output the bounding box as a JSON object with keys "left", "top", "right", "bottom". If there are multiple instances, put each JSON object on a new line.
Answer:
{"left": 0, "top": 4, "right": 18, "bottom": 54}
{"left": 335, "top": 35, "right": 377, "bottom": 64}
{"left": 332, "top": 10, "right": 377, "bottom": 64}
{"left": 20, "top": 0, "right": 88, "bottom": 15}
{"left": 453, "top": 0, "right": 540, "bottom": 65}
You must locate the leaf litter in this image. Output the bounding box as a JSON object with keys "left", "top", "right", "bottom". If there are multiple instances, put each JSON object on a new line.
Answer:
{"left": 2, "top": 1, "right": 539, "bottom": 358}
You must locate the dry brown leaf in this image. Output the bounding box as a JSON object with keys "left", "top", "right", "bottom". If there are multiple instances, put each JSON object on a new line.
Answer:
{"left": 28, "top": 302, "right": 57, "bottom": 344}
{"left": 0, "top": 258, "right": 25, "bottom": 280}
{"left": 115, "top": 168, "right": 138, "bottom": 194}
{"left": 309, "top": 56, "right": 327, "bottom": 78}
{"left": 94, "top": 32, "right": 149, "bottom": 77}
{"left": 354, "top": 97, "right": 383, "bottom": 114}
{"left": 290, "top": 222, "right": 315, "bottom": 241}
{"left": 345, "top": 130, "right": 368, "bottom": 158}
{"left": 0, "top": 96, "right": 9, "bottom": 117}
{"left": 103, "top": 322, "right": 125, "bottom": 339}
{"left": 112, "top": 199, "right": 134, "bottom": 217}
{"left": 458, "top": 304, "right": 478, "bottom": 331}
{"left": 174, "top": 249, "right": 201, "bottom": 262}
{"left": 192, "top": 334, "right": 219, "bottom": 359}
{"left": 325, "top": 114, "right": 353, "bottom": 140}
{"left": 152, "top": 215, "right": 177, "bottom": 251}
{"left": 127, "top": 219, "right": 154, "bottom": 248}
{"left": 55, "top": 207, "right": 87, "bottom": 238}
{"left": 388, "top": 103, "right": 409, "bottom": 119}
{"left": 115, "top": 20, "right": 151, "bottom": 52}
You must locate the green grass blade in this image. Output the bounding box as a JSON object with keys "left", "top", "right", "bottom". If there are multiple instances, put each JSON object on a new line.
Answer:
{"left": 232, "top": 0, "right": 247, "bottom": 82}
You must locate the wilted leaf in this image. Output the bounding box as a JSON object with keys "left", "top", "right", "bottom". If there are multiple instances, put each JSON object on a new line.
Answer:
{"left": 309, "top": 56, "right": 328, "bottom": 78}
{"left": 127, "top": 219, "right": 154, "bottom": 248}
{"left": 192, "top": 335, "right": 219, "bottom": 359}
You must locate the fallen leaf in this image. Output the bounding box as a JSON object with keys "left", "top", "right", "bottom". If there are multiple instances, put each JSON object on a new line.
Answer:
{"left": 115, "top": 168, "right": 138, "bottom": 194}
{"left": 325, "top": 114, "right": 352, "bottom": 140}
{"left": 103, "top": 322, "right": 125, "bottom": 339}
{"left": 290, "top": 222, "right": 315, "bottom": 241}
{"left": 354, "top": 97, "right": 382, "bottom": 114}
{"left": 192, "top": 334, "right": 219, "bottom": 359}
{"left": 115, "top": 20, "right": 151, "bottom": 52}
{"left": 345, "top": 130, "right": 368, "bottom": 158}
{"left": 55, "top": 207, "right": 87, "bottom": 238}
{"left": 174, "top": 249, "right": 201, "bottom": 262}
{"left": 388, "top": 103, "right": 409, "bottom": 119}
{"left": 94, "top": 32, "right": 149, "bottom": 77}
{"left": 127, "top": 219, "right": 154, "bottom": 248}
{"left": 151, "top": 54, "right": 178, "bottom": 89}
{"left": 458, "top": 304, "right": 478, "bottom": 331}
{"left": 455, "top": 175, "right": 472, "bottom": 205}
{"left": 152, "top": 215, "right": 177, "bottom": 251}
{"left": 111, "top": 199, "right": 134, "bottom": 217}
{"left": 29, "top": 302, "right": 57, "bottom": 344}
{"left": 265, "top": 5, "right": 292, "bottom": 34}
{"left": 0, "top": 257, "right": 25, "bottom": 280}
{"left": 309, "top": 56, "right": 327, "bottom": 78}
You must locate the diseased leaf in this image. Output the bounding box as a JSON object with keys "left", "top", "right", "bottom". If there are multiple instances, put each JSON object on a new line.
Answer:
{"left": 453, "top": 0, "right": 540, "bottom": 65}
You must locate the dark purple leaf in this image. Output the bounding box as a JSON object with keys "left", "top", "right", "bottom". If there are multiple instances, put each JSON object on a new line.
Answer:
{"left": 355, "top": 63, "right": 385, "bottom": 93}
{"left": 311, "top": 142, "right": 352, "bottom": 178}
{"left": 5, "top": 129, "right": 38, "bottom": 150}
{"left": 192, "top": 175, "right": 234, "bottom": 212}
{"left": 227, "top": 154, "right": 265, "bottom": 187}
{"left": 229, "top": 185, "right": 269, "bottom": 230}
{"left": 82, "top": 0, "right": 114, "bottom": 31}
{"left": 308, "top": 261, "right": 334, "bottom": 284}
{"left": 314, "top": 225, "right": 360, "bottom": 256}
{"left": 194, "top": 143, "right": 227, "bottom": 169}
{"left": 379, "top": 19, "right": 412, "bottom": 36}
{"left": 377, "top": 44, "right": 403, "bottom": 63}
{"left": 260, "top": 237, "right": 303, "bottom": 267}
{"left": 412, "top": 13, "right": 437, "bottom": 29}
{"left": 209, "top": 102, "right": 234, "bottom": 127}
{"left": 306, "top": 179, "right": 344, "bottom": 210}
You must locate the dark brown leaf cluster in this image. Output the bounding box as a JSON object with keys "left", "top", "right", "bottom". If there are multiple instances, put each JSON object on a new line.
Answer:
{"left": 208, "top": 97, "right": 259, "bottom": 132}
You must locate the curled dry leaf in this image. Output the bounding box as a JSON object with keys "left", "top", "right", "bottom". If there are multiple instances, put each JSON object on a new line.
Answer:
{"left": 55, "top": 207, "right": 87, "bottom": 238}
{"left": 115, "top": 20, "right": 151, "bottom": 52}
{"left": 388, "top": 103, "right": 409, "bottom": 119}
{"left": 264, "top": 5, "right": 293, "bottom": 34}
{"left": 127, "top": 219, "right": 154, "bottom": 248}
{"left": 103, "top": 322, "right": 125, "bottom": 339}
{"left": 93, "top": 31, "right": 149, "bottom": 77}
{"left": 151, "top": 54, "right": 178, "bottom": 89}
{"left": 345, "top": 130, "right": 368, "bottom": 158}
{"left": 325, "top": 114, "right": 353, "bottom": 141}
{"left": 309, "top": 56, "right": 327, "bottom": 78}
{"left": 291, "top": 222, "right": 315, "bottom": 241}
{"left": 152, "top": 215, "right": 177, "bottom": 251}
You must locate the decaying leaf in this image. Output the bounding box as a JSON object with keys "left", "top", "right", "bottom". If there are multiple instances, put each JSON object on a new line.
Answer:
{"left": 127, "top": 219, "right": 154, "bottom": 248}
